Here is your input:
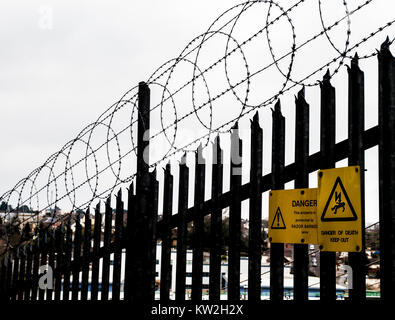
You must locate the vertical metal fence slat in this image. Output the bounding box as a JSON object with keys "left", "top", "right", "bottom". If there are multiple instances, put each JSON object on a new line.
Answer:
{"left": 128, "top": 81, "right": 154, "bottom": 303}
{"left": 38, "top": 232, "right": 47, "bottom": 300}
{"left": 5, "top": 253, "right": 11, "bottom": 301}
{"left": 124, "top": 184, "right": 135, "bottom": 301}
{"left": 378, "top": 38, "right": 395, "bottom": 301}
{"left": 209, "top": 136, "right": 223, "bottom": 301}
{"left": 229, "top": 123, "right": 242, "bottom": 301}
{"left": 249, "top": 112, "right": 263, "bottom": 301}
{"left": 176, "top": 154, "right": 189, "bottom": 301}
{"left": 46, "top": 230, "right": 55, "bottom": 301}
{"left": 293, "top": 88, "right": 310, "bottom": 301}
{"left": 81, "top": 209, "right": 91, "bottom": 301}
{"left": 149, "top": 171, "right": 159, "bottom": 301}
{"left": 160, "top": 163, "right": 173, "bottom": 301}
{"left": 11, "top": 248, "right": 19, "bottom": 301}
{"left": 191, "top": 144, "right": 205, "bottom": 301}
{"left": 270, "top": 100, "right": 285, "bottom": 301}
{"left": 54, "top": 225, "right": 64, "bottom": 301}
{"left": 112, "top": 189, "right": 124, "bottom": 301}
{"left": 2, "top": 257, "right": 9, "bottom": 300}
{"left": 0, "top": 258, "right": 6, "bottom": 300}
{"left": 72, "top": 214, "right": 82, "bottom": 301}
{"left": 348, "top": 54, "right": 366, "bottom": 301}
{"left": 63, "top": 220, "right": 72, "bottom": 301}
{"left": 18, "top": 246, "right": 26, "bottom": 300}
{"left": 101, "top": 197, "right": 112, "bottom": 300}
{"left": 91, "top": 203, "right": 101, "bottom": 301}
{"left": 24, "top": 243, "right": 33, "bottom": 300}
{"left": 319, "top": 70, "right": 337, "bottom": 301}
{"left": 5, "top": 253, "right": 13, "bottom": 301}
{"left": 134, "top": 81, "right": 152, "bottom": 303}
{"left": 31, "top": 239, "right": 40, "bottom": 301}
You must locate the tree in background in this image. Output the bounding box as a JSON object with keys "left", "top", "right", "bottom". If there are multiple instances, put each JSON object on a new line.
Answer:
{"left": 18, "top": 205, "right": 31, "bottom": 213}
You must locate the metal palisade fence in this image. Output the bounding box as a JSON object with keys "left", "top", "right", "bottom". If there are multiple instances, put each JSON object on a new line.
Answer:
{"left": 1, "top": 40, "right": 395, "bottom": 303}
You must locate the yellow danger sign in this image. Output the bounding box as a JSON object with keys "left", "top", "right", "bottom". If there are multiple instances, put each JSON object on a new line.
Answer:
{"left": 317, "top": 166, "right": 362, "bottom": 252}
{"left": 269, "top": 188, "right": 318, "bottom": 244}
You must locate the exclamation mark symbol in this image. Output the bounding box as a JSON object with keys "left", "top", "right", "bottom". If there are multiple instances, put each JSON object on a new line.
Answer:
{"left": 271, "top": 207, "right": 286, "bottom": 229}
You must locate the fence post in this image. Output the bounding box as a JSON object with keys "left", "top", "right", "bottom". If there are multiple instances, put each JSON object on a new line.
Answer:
{"left": 160, "top": 163, "right": 173, "bottom": 301}
{"left": 91, "top": 203, "right": 101, "bottom": 301}
{"left": 249, "top": 112, "right": 263, "bottom": 301}
{"left": 191, "top": 144, "right": 205, "bottom": 301}
{"left": 125, "top": 184, "right": 134, "bottom": 300}
{"left": 378, "top": 38, "right": 395, "bottom": 301}
{"left": 18, "top": 246, "right": 26, "bottom": 300}
{"left": 101, "top": 197, "right": 112, "bottom": 300}
{"left": 24, "top": 243, "right": 33, "bottom": 300}
{"left": 348, "top": 54, "right": 366, "bottom": 301}
{"left": 270, "top": 100, "right": 285, "bottom": 301}
{"left": 0, "top": 257, "right": 5, "bottom": 300}
{"left": 319, "top": 70, "right": 337, "bottom": 301}
{"left": 112, "top": 189, "right": 124, "bottom": 301}
{"left": 176, "top": 154, "right": 189, "bottom": 301}
{"left": 54, "top": 224, "right": 64, "bottom": 301}
{"left": 81, "top": 209, "right": 91, "bottom": 301}
{"left": 209, "top": 137, "right": 223, "bottom": 301}
{"left": 31, "top": 237, "right": 40, "bottom": 301}
{"left": 126, "top": 81, "right": 156, "bottom": 303}
{"left": 38, "top": 231, "right": 47, "bottom": 300}
{"left": 293, "top": 88, "right": 310, "bottom": 301}
{"left": 11, "top": 248, "right": 19, "bottom": 301}
{"left": 5, "top": 252, "right": 13, "bottom": 301}
{"left": 229, "top": 123, "right": 242, "bottom": 301}
{"left": 150, "top": 172, "right": 159, "bottom": 300}
{"left": 46, "top": 229, "right": 55, "bottom": 301}
{"left": 63, "top": 219, "right": 73, "bottom": 301}
{"left": 71, "top": 214, "right": 81, "bottom": 301}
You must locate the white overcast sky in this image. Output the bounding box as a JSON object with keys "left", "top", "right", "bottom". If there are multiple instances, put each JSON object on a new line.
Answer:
{"left": 0, "top": 0, "right": 394, "bottom": 224}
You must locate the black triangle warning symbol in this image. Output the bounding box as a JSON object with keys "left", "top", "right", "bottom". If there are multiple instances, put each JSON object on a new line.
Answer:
{"left": 271, "top": 207, "right": 286, "bottom": 229}
{"left": 321, "top": 176, "right": 358, "bottom": 222}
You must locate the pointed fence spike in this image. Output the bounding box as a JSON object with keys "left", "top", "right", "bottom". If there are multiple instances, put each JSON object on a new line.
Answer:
{"left": 351, "top": 52, "right": 359, "bottom": 68}
{"left": 274, "top": 99, "right": 281, "bottom": 113}
{"left": 324, "top": 69, "right": 331, "bottom": 81}
{"left": 380, "top": 36, "right": 392, "bottom": 52}
{"left": 253, "top": 111, "right": 260, "bottom": 123}
{"left": 298, "top": 86, "right": 305, "bottom": 99}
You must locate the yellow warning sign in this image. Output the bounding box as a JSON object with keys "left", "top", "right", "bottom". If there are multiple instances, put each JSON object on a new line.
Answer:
{"left": 317, "top": 166, "right": 362, "bottom": 252}
{"left": 269, "top": 188, "right": 318, "bottom": 244}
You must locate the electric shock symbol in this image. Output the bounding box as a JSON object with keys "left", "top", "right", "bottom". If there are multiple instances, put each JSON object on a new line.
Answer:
{"left": 331, "top": 191, "right": 345, "bottom": 214}
{"left": 321, "top": 177, "right": 357, "bottom": 222}
{"left": 271, "top": 207, "right": 286, "bottom": 229}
